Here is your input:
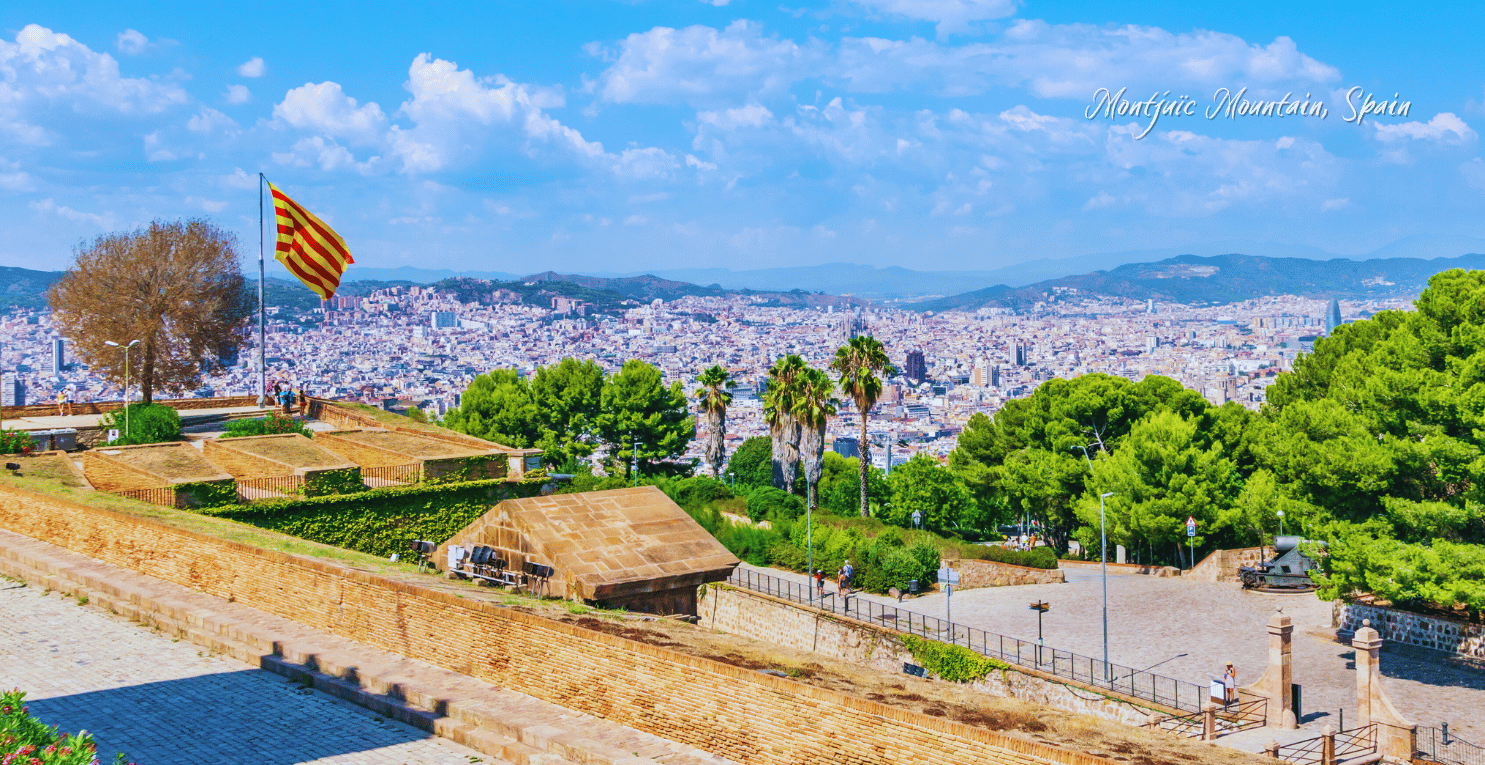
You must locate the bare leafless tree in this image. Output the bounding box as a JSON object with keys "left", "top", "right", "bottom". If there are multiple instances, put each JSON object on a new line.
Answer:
{"left": 48, "top": 219, "right": 253, "bottom": 403}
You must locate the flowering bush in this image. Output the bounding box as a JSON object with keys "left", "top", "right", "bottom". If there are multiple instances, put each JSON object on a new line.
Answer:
{"left": 0, "top": 689, "right": 131, "bottom": 765}
{"left": 0, "top": 430, "right": 34, "bottom": 456}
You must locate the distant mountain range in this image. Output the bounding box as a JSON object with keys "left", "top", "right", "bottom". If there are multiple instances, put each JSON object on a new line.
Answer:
{"left": 6, "top": 249, "right": 1484, "bottom": 315}
{"left": 904, "top": 253, "right": 1485, "bottom": 312}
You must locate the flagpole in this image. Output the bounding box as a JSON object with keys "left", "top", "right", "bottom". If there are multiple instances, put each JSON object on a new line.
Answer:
{"left": 257, "top": 173, "right": 267, "bottom": 408}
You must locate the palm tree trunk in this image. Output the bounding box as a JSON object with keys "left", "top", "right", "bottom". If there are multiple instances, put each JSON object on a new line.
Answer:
{"left": 770, "top": 427, "right": 786, "bottom": 489}
{"left": 858, "top": 407, "right": 869, "bottom": 517}
{"left": 781, "top": 417, "right": 800, "bottom": 494}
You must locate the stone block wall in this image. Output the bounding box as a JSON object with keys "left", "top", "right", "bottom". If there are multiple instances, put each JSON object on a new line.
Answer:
{"left": 1185, "top": 547, "right": 1266, "bottom": 583}
{"left": 1337, "top": 602, "right": 1485, "bottom": 660}
{"left": 700, "top": 584, "right": 1166, "bottom": 727}
{"left": 953, "top": 559, "right": 1066, "bottom": 588}
{"left": 0, "top": 484, "right": 1110, "bottom": 765}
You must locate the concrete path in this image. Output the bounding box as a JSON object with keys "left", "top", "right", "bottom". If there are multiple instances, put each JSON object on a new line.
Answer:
{"left": 740, "top": 562, "right": 1484, "bottom": 741}
{"left": 0, "top": 580, "right": 490, "bottom": 765}
{"left": 4, "top": 404, "right": 269, "bottom": 431}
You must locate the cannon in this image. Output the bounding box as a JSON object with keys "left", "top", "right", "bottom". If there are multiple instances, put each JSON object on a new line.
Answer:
{"left": 1238, "top": 536, "right": 1326, "bottom": 591}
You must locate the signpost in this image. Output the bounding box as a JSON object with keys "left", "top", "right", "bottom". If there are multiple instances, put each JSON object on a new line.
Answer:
{"left": 1186, "top": 516, "right": 1197, "bottom": 571}
{"left": 938, "top": 566, "right": 960, "bottom": 627}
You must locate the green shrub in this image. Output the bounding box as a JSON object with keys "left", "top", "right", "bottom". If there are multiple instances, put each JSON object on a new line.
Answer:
{"left": 900, "top": 635, "right": 1009, "bottom": 682}
{"left": 302, "top": 467, "right": 364, "bottom": 497}
{"left": 202, "top": 478, "right": 546, "bottom": 557}
{"left": 746, "top": 486, "right": 804, "bottom": 523}
{"left": 964, "top": 544, "right": 1058, "bottom": 570}
{"left": 100, "top": 403, "right": 181, "bottom": 445}
{"left": 223, "top": 413, "right": 310, "bottom": 438}
{"left": 0, "top": 429, "right": 34, "bottom": 455}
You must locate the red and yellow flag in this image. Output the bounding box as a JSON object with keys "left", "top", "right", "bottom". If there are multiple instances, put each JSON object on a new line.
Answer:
{"left": 269, "top": 182, "right": 354, "bottom": 299}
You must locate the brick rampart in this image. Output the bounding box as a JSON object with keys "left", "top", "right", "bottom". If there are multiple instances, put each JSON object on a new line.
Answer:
{"left": 0, "top": 484, "right": 1108, "bottom": 765}
{"left": 1186, "top": 547, "right": 1266, "bottom": 583}
{"left": 311, "top": 431, "right": 415, "bottom": 469}
{"left": 952, "top": 559, "right": 1066, "bottom": 588}
{"left": 202, "top": 439, "right": 290, "bottom": 480}
{"left": 79, "top": 451, "right": 166, "bottom": 492}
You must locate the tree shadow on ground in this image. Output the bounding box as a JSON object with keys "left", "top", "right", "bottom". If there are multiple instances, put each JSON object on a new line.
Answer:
{"left": 27, "top": 670, "right": 440, "bottom": 765}
{"left": 1379, "top": 644, "right": 1485, "bottom": 693}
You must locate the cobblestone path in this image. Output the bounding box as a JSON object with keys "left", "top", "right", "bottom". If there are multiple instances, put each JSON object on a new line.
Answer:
{"left": 0, "top": 579, "right": 492, "bottom": 765}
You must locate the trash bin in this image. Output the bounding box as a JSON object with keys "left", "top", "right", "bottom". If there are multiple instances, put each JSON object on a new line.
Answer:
{"left": 49, "top": 428, "right": 78, "bottom": 452}
{"left": 27, "top": 430, "right": 53, "bottom": 451}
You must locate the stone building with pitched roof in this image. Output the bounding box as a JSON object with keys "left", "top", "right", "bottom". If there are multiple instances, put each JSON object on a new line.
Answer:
{"left": 435, "top": 486, "right": 739, "bottom": 616}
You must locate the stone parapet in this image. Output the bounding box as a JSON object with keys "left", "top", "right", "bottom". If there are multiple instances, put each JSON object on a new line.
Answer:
{"left": 952, "top": 558, "right": 1066, "bottom": 588}
{"left": 1337, "top": 602, "right": 1485, "bottom": 660}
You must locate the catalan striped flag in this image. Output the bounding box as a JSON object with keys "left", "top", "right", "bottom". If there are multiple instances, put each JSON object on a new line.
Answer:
{"left": 269, "top": 182, "right": 354, "bottom": 299}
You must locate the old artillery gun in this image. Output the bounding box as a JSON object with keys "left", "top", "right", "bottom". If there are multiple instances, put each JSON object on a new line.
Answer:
{"left": 1238, "top": 536, "right": 1325, "bottom": 591}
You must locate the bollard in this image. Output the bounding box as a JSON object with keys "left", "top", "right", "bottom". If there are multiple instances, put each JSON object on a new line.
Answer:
{"left": 1321, "top": 725, "right": 1336, "bottom": 765}
{"left": 1202, "top": 703, "right": 1218, "bottom": 741}
{"left": 1264, "top": 740, "right": 1280, "bottom": 759}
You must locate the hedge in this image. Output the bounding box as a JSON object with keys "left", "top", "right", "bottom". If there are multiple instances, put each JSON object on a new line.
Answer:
{"left": 901, "top": 635, "right": 1009, "bottom": 683}
{"left": 202, "top": 478, "right": 546, "bottom": 557}
{"left": 969, "top": 544, "right": 1059, "bottom": 570}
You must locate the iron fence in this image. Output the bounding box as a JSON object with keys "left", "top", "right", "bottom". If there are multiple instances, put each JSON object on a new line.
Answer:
{"left": 114, "top": 487, "right": 178, "bottom": 507}
{"left": 361, "top": 463, "right": 421, "bottom": 487}
{"left": 1275, "top": 730, "right": 1326, "bottom": 765}
{"left": 234, "top": 474, "right": 304, "bottom": 500}
{"left": 1334, "top": 724, "right": 1377, "bottom": 762}
{"left": 1418, "top": 726, "right": 1485, "bottom": 765}
{"left": 727, "top": 567, "right": 1205, "bottom": 712}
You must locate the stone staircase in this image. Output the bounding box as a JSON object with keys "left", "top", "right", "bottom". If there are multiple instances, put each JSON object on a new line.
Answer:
{"left": 0, "top": 527, "right": 736, "bottom": 765}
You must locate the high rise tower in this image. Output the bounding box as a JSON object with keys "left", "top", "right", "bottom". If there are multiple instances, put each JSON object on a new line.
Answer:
{"left": 1326, "top": 298, "right": 1342, "bottom": 334}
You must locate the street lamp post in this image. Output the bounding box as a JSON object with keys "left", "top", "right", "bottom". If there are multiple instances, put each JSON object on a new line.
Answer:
{"left": 1098, "top": 490, "right": 1114, "bottom": 681}
{"left": 1277, "top": 509, "right": 1285, "bottom": 537}
{"left": 631, "top": 435, "right": 640, "bottom": 487}
{"left": 104, "top": 340, "right": 140, "bottom": 439}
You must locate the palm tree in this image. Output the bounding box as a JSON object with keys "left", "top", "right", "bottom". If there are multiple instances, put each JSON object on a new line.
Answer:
{"left": 793, "top": 366, "right": 838, "bottom": 515}
{"left": 692, "top": 365, "right": 735, "bottom": 478}
{"left": 831, "top": 336, "right": 897, "bottom": 516}
{"left": 763, "top": 354, "right": 807, "bottom": 491}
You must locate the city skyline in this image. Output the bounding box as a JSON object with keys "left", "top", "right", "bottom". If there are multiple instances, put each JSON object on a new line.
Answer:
{"left": 3, "top": 2, "right": 1484, "bottom": 276}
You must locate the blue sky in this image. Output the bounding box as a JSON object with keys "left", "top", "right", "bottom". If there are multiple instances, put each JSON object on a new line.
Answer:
{"left": 4, "top": 1, "right": 1485, "bottom": 275}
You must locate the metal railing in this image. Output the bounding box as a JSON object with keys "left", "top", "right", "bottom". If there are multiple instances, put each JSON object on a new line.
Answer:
{"left": 1274, "top": 724, "right": 1376, "bottom": 765}
{"left": 1418, "top": 726, "right": 1485, "bottom": 765}
{"left": 234, "top": 474, "right": 304, "bottom": 500}
{"left": 1220, "top": 697, "right": 1268, "bottom": 734}
{"left": 1334, "top": 724, "right": 1377, "bottom": 762}
{"left": 360, "top": 463, "right": 421, "bottom": 487}
{"left": 1276, "top": 730, "right": 1327, "bottom": 765}
{"left": 727, "top": 567, "right": 1205, "bottom": 712}
{"left": 114, "top": 487, "right": 178, "bottom": 507}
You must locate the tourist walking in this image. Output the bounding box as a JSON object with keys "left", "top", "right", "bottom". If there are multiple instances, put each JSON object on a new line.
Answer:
{"left": 814, "top": 569, "right": 824, "bottom": 599}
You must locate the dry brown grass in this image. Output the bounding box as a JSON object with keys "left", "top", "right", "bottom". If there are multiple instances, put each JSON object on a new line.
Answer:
{"left": 9, "top": 454, "right": 89, "bottom": 488}
{"left": 220, "top": 435, "right": 350, "bottom": 468}
{"left": 98, "top": 443, "right": 227, "bottom": 481}
{"left": 333, "top": 430, "right": 478, "bottom": 458}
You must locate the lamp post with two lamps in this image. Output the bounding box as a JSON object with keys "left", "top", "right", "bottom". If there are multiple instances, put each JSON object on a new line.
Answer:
{"left": 103, "top": 340, "right": 140, "bottom": 438}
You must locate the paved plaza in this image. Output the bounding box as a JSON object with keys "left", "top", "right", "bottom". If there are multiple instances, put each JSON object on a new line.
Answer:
{"left": 0, "top": 579, "right": 492, "bottom": 765}
{"left": 742, "top": 562, "right": 1484, "bottom": 741}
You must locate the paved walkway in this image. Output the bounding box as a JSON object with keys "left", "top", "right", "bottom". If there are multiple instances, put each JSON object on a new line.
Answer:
{"left": 0, "top": 580, "right": 490, "bottom": 765}
{"left": 740, "top": 563, "right": 1485, "bottom": 741}
{"left": 4, "top": 405, "right": 267, "bottom": 431}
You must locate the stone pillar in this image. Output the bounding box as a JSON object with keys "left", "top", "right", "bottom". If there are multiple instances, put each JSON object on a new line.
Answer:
{"left": 1321, "top": 726, "right": 1336, "bottom": 765}
{"left": 1116, "top": 544, "right": 1126, "bottom": 564}
{"left": 1264, "top": 740, "right": 1280, "bottom": 759}
{"left": 1267, "top": 610, "right": 1296, "bottom": 729}
{"left": 1202, "top": 703, "right": 1217, "bottom": 741}
{"left": 1353, "top": 619, "right": 1381, "bottom": 727}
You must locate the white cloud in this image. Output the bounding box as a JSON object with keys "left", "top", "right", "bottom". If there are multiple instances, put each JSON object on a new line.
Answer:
{"left": 1084, "top": 191, "right": 1117, "bottom": 210}
{"left": 1373, "top": 112, "right": 1476, "bottom": 145}
{"left": 273, "top": 81, "right": 388, "bottom": 144}
{"left": 30, "top": 198, "right": 110, "bottom": 227}
{"left": 1462, "top": 158, "right": 1485, "bottom": 190}
{"left": 593, "top": 21, "right": 820, "bottom": 105}
{"left": 187, "top": 107, "right": 238, "bottom": 134}
{"left": 685, "top": 153, "right": 718, "bottom": 171}
{"left": 696, "top": 103, "right": 774, "bottom": 131}
{"left": 237, "top": 57, "right": 265, "bottom": 77}
{"left": 0, "top": 24, "right": 190, "bottom": 146}
{"left": 116, "top": 29, "right": 149, "bottom": 55}
{"left": 832, "top": 22, "right": 1340, "bottom": 99}
{"left": 700, "top": 0, "right": 732, "bottom": 5}
{"left": 1321, "top": 197, "right": 1350, "bottom": 211}
{"left": 272, "top": 135, "right": 377, "bottom": 174}
{"left": 225, "top": 84, "right": 251, "bottom": 104}
{"left": 849, "top": 0, "right": 1020, "bottom": 36}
